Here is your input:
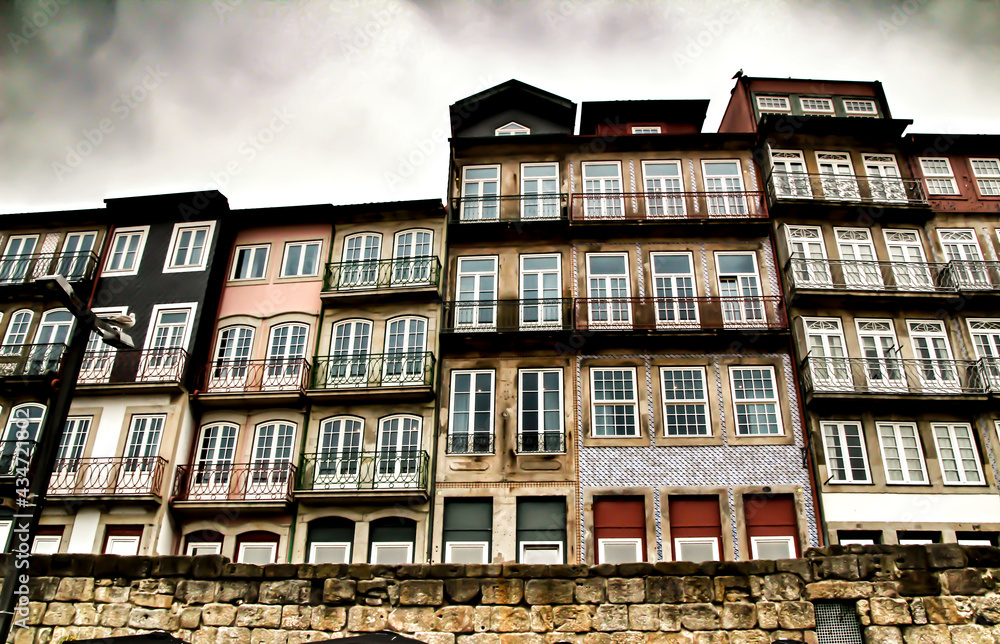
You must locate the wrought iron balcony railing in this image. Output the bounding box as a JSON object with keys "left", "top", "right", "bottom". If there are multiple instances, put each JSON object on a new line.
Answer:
{"left": 943, "top": 261, "right": 1000, "bottom": 291}
{"left": 784, "top": 256, "right": 955, "bottom": 293}
{"left": 569, "top": 191, "right": 767, "bottom": 222}
{"left": 516, "top": 431, "right": 566, "bottom": 454}
{"left": 451, "top": 194, "right": 569, "bottom": 223}
{"left": 764, "top": 171, "right": 928, "bottom": 206}
{"left": 297, "top": 450, "right": 430, "bottom": 493}
{"left": 800, "top": 354, "right": 987, "bottom": 396}
{"left": 574, "top": 296, "right": 787, "bottom": 331}
{"left": 48, "top": 456, "right": 167, "bottom": 497}
{"left": 0, "top": 440, "right": 35, "bottom": 477}
{"left": 78, "top": 348, "right": 189, "bottom": 385}
{"left": 981, "top": 358, "right": 1000, "bottom": 393}
{"left": 445, "top": 433, "right": 495, "bottom": 455}
{"left": 200, "top": 358, "right": 310, "bottom": 394}
{"left": 310, "top": 351, "right": 435, "bottom": 390}
{"left": 323, "top": 256, "right": 441, "bottom": 292}
{"left": 0, "top": 343, "right": 66, "bottom": 379}
{"left": 442, "top": 299, "right": 575, "bottom": 333}
{"left": 173, "top": 462, "right": 296, "bottom": 503}
{"left": 0, "top": 251, "right": 100, "bottom": 286}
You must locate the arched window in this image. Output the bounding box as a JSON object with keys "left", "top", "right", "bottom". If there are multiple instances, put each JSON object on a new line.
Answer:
{"left": 250, "top": 421, "right": 296, "bottom": 493}
{"left": 308, "top": 517, "right": 355, "bottom": 564}
{"left": 184, "top": 529, "right": 224, "bottom": 556}
{"left": 1, "top": 310, "right": 32, "bottom": 353}
{"left": 209, "top": 325, "right": 255, "bottom": 389}
{"left": 368, "top": 517, "right": 416, "bottom": 564}
{"left": 190, "top": 423, "right": 238, "bottom": 499}
{"left": 264, "top": 323, "right": 308, "bottom": 389}
{"left": 326, "top": 320, "right": 372, "bottom": 386}
{"left": 375, "top": 415, "right": 422, "bottom": 488}
{"left": 312, "top": 416, "right": 363, "bottom": 489}
{"left": 383, "top": 317, "right": 427, "bottom": 384}
{"left": 236, "top": 530, "right": 280, "bottom": 564}
{"left": 29, "top": 309, "right": 72, "bottom": 374}
{"left": 1, "top": 403, "right": 46, "bottom": 477}
{"left": 340, "top": 233, "right": 382, "bottom": 288}
{"left": 392, "top": 229, "right": 434, "bottom": 285}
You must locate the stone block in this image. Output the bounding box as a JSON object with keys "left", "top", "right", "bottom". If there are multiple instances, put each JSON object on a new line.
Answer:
{"left": 457, "top": 634, "right": 501, "bottom": 644}
{"left": 644, "top": 577, "right": 682, "bottom": 604}
{"left": 720, "top": 603, "right": 755, "bottom": 630}
{"left": 42, "top": 603, "right": 75, "bottom": 626}
{"left": 389, "top": 607, "right": 436, "bottom": 632}
{"left": 191, "top": 555, "right": 227, "bottom": 579}
{"left": 260, "top": 580, "right": 312, "bottom": 605}
{"left": 759, "top": 573, "right": 804, "bottom": 601}
{"left": 219, "top": 580, "right": 258, "bottom": 604}
{"left": 977, "top": 596, "right": 1000, "bottom": 625}
{"left": 446, "top": 579, "right": 482, "bottom": 603}
{"left": 777, "top": 601, "right": 815, "bottom": 629}
{"left": 901, "top": 624, "right": 953, "bottom": 643}
{"left": 131, "top": 592, "right": 173, "bottom": 609}
{"left": 492, "top": 606, "right": 531, "bottom": 632}
{"left": 55, "top": 577, "right": 95, "bottom": 602}
{"left": 177, "top": 580, "right": 220, "bottom": 605}
{"left": 401, "top": 580, "right": 445, "bottom": 606}
{"left": 474, "top": 606, "right": 492, "bottom": 632}
{"left": 726, "top": 633, "right": 768, "bottom": 644}
{"left": 531, "top": 606, "right": 553, "bottom": 633}
{"left": 436, "top": 606, "right": 476, "bottom": 633}
{"left": 322, "top": 579, "right": 357, "bottom": 604}
{"left": 554, "top": 605, "right": 592, "bottom": 632}
{"left": 281, "top": 606, "right": 312, "bottom": 630}
{"left": 180, "top": 607, "right": 202, "bottom": 629}
{"left": 682, "top": 577, "right": 714, "bottom": 603}
{"left": 348, "top": 605, "right": 388, "bottom": 632}
{"left": 628, "top": 605, "right": 659, "bottom": 631}
{"left": 413, "top": 634, "right": 457, "bottom": 644}
{"left": 645, "top": 633, "right": 694, "bottom": 644}
{"left": 28, "top": 577, "right": 60, "bottom": 601}
{"left": 482, "top": 579, "right": 524, "bottom": 605}
{"left": 594, "top": 605, "right": 629, "bottom": 631}
{"left": 251, "top": 629, "right": 289, "bottom": 644}
{"left": 950, "top": 624, "right": 997, "bottom": 644}
{"left": 659, "top": 605, "right": 681, "bottom": 632}
{"left": 896, "top": 570, "right": 941, "bottom": 596}
{"left": 609, "top": 578, "right": 646, "bottom": 604}
{"left": 610, "top": 632, "right": 645, "bottom": 644}
{"left": 679, "top": 604, "right": 719, "bottom": 631}
{"left": 923, "top": 596, "right": 972, "bottom": 625}
{"left": 310, "top": 606, "right": 346, "bottom": 631}
{"left": 501, "top": 635, "right": 545, "bottom": 644}
{"left": 525, "top": 579, "right": 575, "bottom": 605}
{"left": 218, "top": 627, "right": 254, "bottom": 643}
{"left": 812, "top": 554, "right": 860, "bottom": 580}
{"left": 203, "top": 603, "right": 238, "bottom": 626}
{"left": 863, "top": 626, "right": 903, "bottom": 644}
{"left": 804, "top": 580, "right": 873, "bottom": 600}
{"left": 942, "top": 569, "right": 990, "bottom": 596}
{"left": 576, "top": 578, "right": 606, "bottom": 604}
{"left": 713, "top": 576, "right": 751, "bottom": 603}
{"left": 754, "top": 603, "right": 777, "bottom": 630}
{"left": 72, "top": 603, "right": 97, "bottom": 626}
{"left": 691, "top": 633, "right": 728, "bottom": 644}
{"left": 97, "top": 603, "right": 130, "bottom": 627}
{"left": 127, "top": 607, "right": 175, "bottom": 630}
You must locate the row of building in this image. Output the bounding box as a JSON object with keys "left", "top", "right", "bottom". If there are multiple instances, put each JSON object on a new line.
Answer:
{"left": 1, "top": 75, "right": 999, "bottom": 566}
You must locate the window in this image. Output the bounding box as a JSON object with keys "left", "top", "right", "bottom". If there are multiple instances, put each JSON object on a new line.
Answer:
{"left": 231, "top": 244, "right": 269, "bottom": 280}
{"left": 938, "top": 229, "right": 988, "bottom": 288}
{"left": 57, "top": 231, "right": 97, "bottom": 280}
{"left": 460, "top": 165, "right": 500, "bottom": 221}
{"left": 237, "top": 531, "right": 279, "bottom": 564}
{"left": 375, "top": 415, "right": 422, "bottom": 487}
{"left": 518, "top": 369, "right": 564, "bottom": 452}
{"left": 770, "top": 150, "right": 812, "bottom": 198}
{"left": 744, "top": 494, "right": 798, "bottom": 559}
{"left": 443, "top": 499, "right": 492, "bottom": 564}
{"left": 79, "top": 306, "right": 127, "bottom": 383}
{"left": 863, "top": 154, "right": 906, "bottom": 202}
{"left": 749, "top": 537, "right": 796, "bottom": 560}
{"left": 495, "top": 122, "right": 529, "bottom": 136}
{"left": 327, "top": 320, "right": 371, "bottom": 386}
{"left": 1, "top": 309, "right": 32, "bottom": 354}
{"left": 843, "top": 99, "right": 877, "bottom": 115}
{"left": 918, "top": 158, "right": 959, "bottom": 195}
{"left": 314, "top": 417, "right": 363, "bottom": 489}
{"left": 1, "top": 404, "right": 45, "bottom": 475}
{"left": 586, "top": 253, "right": 632, "bottom": 328}
{"left": 307, "top": 517, "right": 354, "bottom": 564}
{"left": 970, "top": 158, "right": 1000, "bottom": 196}
{"left": 392, "top": 229, "right": 434, "bottom": 284}
{"left": 716, "top": 253, "right": 763, "bottom": 326}
{"left": 957, "top": 532, "right": 998, "bottom": 546}
{"left": 877, "top": 423, "right": 927, "bottom": 484}
{"left": 32, "top": 533, "right": 62, "bottom": 554}
{"left": 821, "top": 422, "right": 871, "bottom": 483}
{"left": 520, "top": 163, "right": 560, "bottom": 220}
{"left": 702, "top": 160, "right": 747, "bottom": 215}
{"left": 0, "top": 235, "right": 38, "bottom": 283}
{"left": 121, "top": 415, "right": 164, "bottom": 485}
{"left": 837, "top": 530, "right": 882, "bottom": 546}
{"left": 590, "top": 368, "right": 638, "bottom": 437}
{"left": 835, "top": 228, "right": 882, "bottom": 288}
{"left": 368, "top": 517, "right": 416, "bottom": 564}
{"left": 164, "top": 222, "right": 215, "bottom": 272}
{"left": 53, "top": 417, "right": 91, "bottom": 479}
{"left": 516, "top": 498, "right": 566, "bottom": 564}
{"left": 250, "top": 421, "right": 296, "bottom": 494}
{"left": 265, "top": 323, "right": 308, "bottom": 389}
{"left": 519, "top": 254, "right": 562, "bottom": 329}
{"left": 209, "top": 326, "right": 254, "bottom": 390}
{"left": 856, "top": 319, "right": 904, "bottom": 390}
{"left": 103, "top": 526, "right": 142, "bottom": 556}
{"left": 140, "top": 304, "right": 195, "bottom": 381}
{"left": 799, "top": 97, "right": 834, "bottom": 113}
{"left": 449, "top": 370, "right": 494, "bottom": 453}
{"left": 730, "top": 366, "right": 782, "bottom": 436}
{"left": 191, "top": 423, "right": 238, "bottom": 497}
{"left": 804, "top": 318, "right": 851, "bottom": 391}
{"left": 932, "top": 424, "right": 984, "bottom": 485}
{"left": 0, "top": 517, "right": 9, "bottom": 551}
{"left": 968, "top": 320, "right": 1000, "bottom": 384}
{"left": 455, "top": 256, "right": 497, "bottom": 331}
{"left": 642, "top": 160, "right": 685, "bottom": 217}
{"left": 906, "top": 320, "right": 959, "bottom": 389}
{"left": 651, "top": 253, "right": 697, "bottom": 327}
{"left": 594, "top": 497, "right": 646, "bottom": 564}
{"left": 383, "top": 317, "right": 428, "bottom": 384}
{"left": 631, "top": 126, "right": 661, "bottom": 134}
{"left": 280, "top": 241, "right": 322, "bottom": 277}
{"left": 581, "top": 162, "right": 625, "bottom": 219}
{"left": 340, "top": 233, "right": 382, "bottom": 288}
{"left": 756, "top": 95, "right": 790, "bottom": 112}
{"left": 104, "top": 226, "right": 148, "bottom": 276}
{"left": 669, "top": 496, "right": 722, "bottom": 562}
{"left": 661, "top": 367, "right": 708, "bottom": 436}
{"left": 883, "top": 229, "right": 933, "bottom": 290}
{"left": 897, "top": 531, "right": 940, "bottom": 545}
{"left": 184, "top": 530, "right": 224, "bottom": 556}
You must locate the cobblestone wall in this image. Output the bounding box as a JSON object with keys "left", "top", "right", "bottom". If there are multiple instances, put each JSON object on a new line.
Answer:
{"left": 8, "top": 544, "right": 1000, "bottom": 644}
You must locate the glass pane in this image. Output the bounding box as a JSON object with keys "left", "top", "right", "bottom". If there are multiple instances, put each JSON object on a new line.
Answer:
{"left": 718, "top": 255, "right": 755, "bottom": 274}
{"left": 523, "top": 164, "right": 556, "bottom": 178}
{"left": 583, "top": 164, "right": 620, "bottom": 178}
{"left": 645, "top": 163, "right": 679, "bottom": 177}
{"left": 704, "top": 162, "right": 739, "bottom": 176}
{"left": 589, "top": 255, "right": 627, "bottom": 275}
{"left": 465, "top": 167, "right": 498, "bottom": 180}
{"left": 653, "top": 254, "right": 691, "bottom": 274}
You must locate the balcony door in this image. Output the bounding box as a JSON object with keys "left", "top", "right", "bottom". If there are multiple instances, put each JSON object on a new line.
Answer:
{"left": 856, "top": 320, "right": 905, "bottom": 391}
{"left": 455, "top": 257, "right": 497, "bottom": 331}
{"left": 969, "top": 320, "right": 1000, "bottom": 386}
{"left": 263, "top": 323, "right": 307, "bottom": 390}
{"left": 785, "top": 226, "right": 831, "bottom": 287}
{"left": 835, "top": 228, "right": 882, "bottom": 289}
{"left": 0, "top": 404, "right": 45, "bottom": 477}
{"left": 191, "top": 424, "right": 238, "bottom": 500}
{"left": 520, "top": 255, "right": 561, "bottom": 329}
{"left": 864, "top": 154, "right": 906, "bottom": 202}
{"left": 521, "top": 163, "right": 560, "bottom": 220}
{"left": 460, "top": 165, "right": 500, "bottom": 221}
{"left": 140, "top": 307, "right": 191, "bottom": 381}
{"left": 804, "top": 319, "right": 852, "bottom": 390}
{"left": 586, "top": 254, "right": 632, "bottom": 329}
{"left": 770, "top": 150, "right": 811, "bottom": 198}
{"left": 209, "top": 326, "right": 254, "bottom": 391}
{"left": 57, "top": 232, "right": 97, "bottom": 280}
{"left": 340, "top": 233, "right": 381, "bottom": 289}
{"left": 907, "top": 321, "right": 960, "bottom": 391}
{"left": 1, "top": 310, "right": 32, "bottom": 357}
{"left": 703, "top": 160, "right": 747, "bottom": 216}
{"left": 329, "top": 320, "right": 371, "bottom": 386}
{"left": 50, "top": 416, "right": 90, "bottom": 492}
{"left": 651, "top": 253, "right": 697, "bottom": 328}
{"left": 392, "top": 229, "right": 432, "bottom": 285}
{"left": 249, "top": 422, "right": 295, "bottom": 498}
{"left": 314, "top": 417, "right": 362, "bottom": 489}
{"left": 715, "top": 253, "right": 763, "bottom": 327}
{"left": 0, "top": 235, "right": 38, "bottom": 283}
{"left": 375, "top": 416, "right": 421, "bottom": 488}
{"left": 383, "top": 317, "right": 426, "bottom": 384}
{"left": 884, "top": 230, "right": 932, "bottom": 290}
{"left": 118, "top": 415, "right": 164, "bottom": 494}
{"left": 642, "top": 160, "right": 685, "bottom": 217}
{"left": 816, "top": 152, "right": 859, "bottom": 200}
{"left": 938, "top": 229, "right": 988, "bottom": 288}
{"left": 29, "top": 310, "right": 73, "bottom": 374}
{"left": 582, "top": 162, "right": 624, "bottom": 219}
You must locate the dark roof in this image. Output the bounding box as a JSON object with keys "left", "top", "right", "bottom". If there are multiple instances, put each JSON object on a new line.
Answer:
{"left": 449, "top": 79, "right": 576, "bottom": 135}
{"left": 579, "top": 100, "right": 709, "bottom": 133}
{"left": 757, "top": 114, "right": 912, "bottom": 139}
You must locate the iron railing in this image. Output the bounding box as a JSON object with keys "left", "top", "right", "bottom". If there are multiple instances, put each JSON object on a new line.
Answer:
{"left": 981, "top": 358, "right": 1000, "bottom": 393}
{"left": 0, "top": 440, "right": 36, "bottom": 477}
{"left": 173, "top": 462, "right": 296, "bottom": 503}
{"left": 943, "top": 261, "right": 1000, "bottom": 291}
{"left": 0, "top": 343, "right": 66, "bottom": 379}
{"left": 764, "top": 171, "right": 928, "bottom": 206}
{"left": 297, "top": 450, "right": 430, "bottom": 492}
{"left": 0, "top": 251, "right": 100, "bottom": 286}
{"left": 310, "top": 351, "right": 435, "bottom": 389}
{"left": 323, "top": 256, "right": 441, "bottom": 292}
{"left": 783, "top": 256, "right": 954, "bottom": 293}
{"left": 516, "top": 431, "right": 566, "bottom": 454}
{"left": 48, "top": 456, "right": 167, "bottom": 497}
{"left": 445, "top": 433, "right": 495, "bottom": 455}
{"left": 77, "top": 348, "right": 189, "bottom": 385}
{"left": 574, "top": 296, "right": 787, "bottom": 331}
{"left": 800, "top": 354, "right": 987, "bottom": 396}
{"left": 451, "top": 194, "right": 569, "bottom": 223}
{"left": 201, "top": 358, "right": 310, "bottom": 394}
{"left": 441, "top": 299, "right": 574, "bottom": 333}
{"left": 569, "top": 191, "right": 767, "bottom": 222}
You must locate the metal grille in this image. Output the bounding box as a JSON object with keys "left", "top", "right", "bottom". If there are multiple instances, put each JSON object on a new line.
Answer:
{"left": 815, "top": 602, "right": 863, "bottom": 644}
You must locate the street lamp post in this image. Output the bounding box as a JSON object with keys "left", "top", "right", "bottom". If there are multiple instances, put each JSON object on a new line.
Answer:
{"left": 0, "top": 275, "right": 134, "bottom": 643}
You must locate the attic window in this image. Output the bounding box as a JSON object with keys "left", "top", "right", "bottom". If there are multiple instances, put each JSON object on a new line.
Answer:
{"left": 843, "top": 99, "right": 878, "bottom": 116}
{"left": 756, "top": 96, "right": 790, "bottom": 112}
{"left": 631, "top": 126, "right": 662, "bottom": 134}
{"left": 496, "top": 122, "right": 530, "bottom": 136}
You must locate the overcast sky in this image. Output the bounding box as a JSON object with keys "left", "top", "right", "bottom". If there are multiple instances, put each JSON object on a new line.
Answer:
{"left": 1, "top": 0, "right": 998, "bottom": 215}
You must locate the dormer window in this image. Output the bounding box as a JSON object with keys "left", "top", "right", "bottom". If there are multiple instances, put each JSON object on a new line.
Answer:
{"left": 756, "top": 96, "right": 790, "bottom": 112}
{"left": 800, "top": 97, "right": 834, "bottom": 114}
{"left": 630, "top": 126, "right": 661, "bottom": 134}
{"left": 495, "top": 122, "right": 530, "bottom": 136}
{"left": 843, "top": 99, "right": 878, "bottom": 116}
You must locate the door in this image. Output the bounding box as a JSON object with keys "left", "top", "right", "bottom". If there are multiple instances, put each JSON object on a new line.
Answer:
{"left": 0, "top": 235, "right": 38, "bottom": 283}
{"left": 582, "top": 162, "right": 625, "bottom": 219}
{"left": 29, "top": 310, "right": 73, "bottom": 374}
{"left": 209, "top": 327, "right": 254, "bottom": 390}
{"left": 939, "top": 229, "right": 988, "bottom": 288}
{"left": 141, "top": 308, "right": 190, "bottom": 381}
{"left": 314, "top": 417, "right": 363, "bottom": 489}
{"left": 340, "top": 233, "right": 381, "bottom": 288}
{"left": 785, "top": 226, "right": 831, "bottom": 287}
{"left": 864, "top": 154, "right": 906, "bottom": 202}
{"left": 836, "top": 228, "right": 882, "bottom": 289}
{"left": 455, "top": 257, "right": 497, "bottom": 330}
{"left": 816, "top": 152, "right": 859, "bottom": 200}
{"left": 642, "top": 161, "right": 685, "bottom": 217}
{"left": 586, "top": 254, "right": 631, "bottom": 328}
{"left": 0, "top": 405, "right": 44, "bottom": 477}
{"left": 50, "top": 417, "right": 91, "bottom": 493}
{"left": 716, "top": 254, "right": 763, "bottom": 326}
{"left": 375, "top": 416, "right": 421, "bottom": 487}
{"left": 908, "top": 321, "right": 959, "bottom": 391}
{"left": 884, "top": 230, "right": 932, "bottom": 290}
{"left": 804, "top": 319, "right": 852, "bottom": 390}
{"left": 118, "top": 416, "right": 164, "bottom": 494}
{"left": 703, "top": 160, "right": 747, "bottom": 215}
{"left": 521, "top": 163, "right": 560, "bottom": 219}
{"left": 770, "top": 150, "right": 811, "bottom": 198}
{"left": 190, "top": 424, "right": 237, "bottom": 500}
{"left": 856, "top": 320, "right": 905, "bottom": 391}
{"left": 969, "top": 320, "right": 1000, "bottom": 387}
{"left": 329, "top": 321, "right": 371, "bottom": 386}
{"left": 651, "top": 253, "right": 697, "bottom": 327}
{"left": 460, "top": 166, "right": 500, "bottom": 221}
{"left": 383, "top": 317, "right": 426, "bottom": 384}
{"left": 520, "top": 255, "right": 561, "bottom": 328}
{"left": 392, "top": 230, "right": 432, "bottom": 285}
{"left": 57, "top": 232, "right": 97, "bottom": 280}
{"left": 263, "top": 324, "right": 307, "bottom": 390}
{"left": 249, "top": 422, "right": 295, "bottom": 498}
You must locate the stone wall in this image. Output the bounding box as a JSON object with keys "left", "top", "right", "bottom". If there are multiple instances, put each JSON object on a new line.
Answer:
{"left": 8, "top": 544, "right": 1000, "bottom": 644}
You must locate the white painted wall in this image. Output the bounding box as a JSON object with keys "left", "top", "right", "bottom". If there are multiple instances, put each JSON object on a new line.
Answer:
{"left": 824, "top": 493, "right": 1000, "bottom": 524}
{"left": 66, "top": 507, "right": 102, "bottom": 553}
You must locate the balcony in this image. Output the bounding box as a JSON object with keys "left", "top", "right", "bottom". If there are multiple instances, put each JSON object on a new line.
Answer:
{"left": 322, "top": 256, "right": 441, "bottom": 295}
{"left": 0, "top": 440, "right": 35, "bottom": 478}
{"left": 76, "top": 348, "right": 188, "bottom": 390}
{"left": 568, "top": 191, "right": 766, "bottom": 222}
{"left": 944, "top": 261, "right": 1000, "bottom": 292}
{"left": 800, "top": 355, "right": 988, "bottom": 399}
{"left": 0, "top": 344, "right": 65, "bottom": 382}
{"left": 172, "top": 462, "right": 296, "bottom": 508}
{"left": 309, "top": 352, "right": 435, "bottom": 397}
{"left": 48, "top": 456, "right": 166, "bottom": 501}
{"left": 445, "top": 433, "right": 495, "bottom": 455}
{"left": 296, "top": 450, "right": 430, "bottom": 502}
{"left": 982, "top": 358, "right": 1000, "bottom": 393}
{"left": 784, "top": 257, "right": 955, "bottom": 295}
{"left": 197, "top": 359, "right": 310, "bottom": 405}
{"left": 574, "top": 296, "right": 787, "bottom": 331}
{"left": 0, "top": 251, "right": 100, "bottom": 288}
{"left": 765, "top": 172, "right": 928, "bottom": 208}
{"left": 450, "top": 194, "right": 569, "bottom": 224}
{"left": 516, "top": 431, "right": 566, "bottom": 454}
{"left": 441, "top": 299, "right": 574, "bottom": 333}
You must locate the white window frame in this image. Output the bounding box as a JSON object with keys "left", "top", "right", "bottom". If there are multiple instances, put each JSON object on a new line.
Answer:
{"left": 519, "top": 541, "right": 563, "bottom": 564}
{"left": 590, "top": 367, "right": 639, "bottom": 437}
{"left": 581, "top": 162, "right": 625, "bottom": 219}
{"left": 31, "top": 535, "right": 61, "bottom": 554}
{"left": 238, "top": 541, "right": 278, "bottom": 564}
{"left": 756, "top": 95, "right": 790, "bottom": 112}
{"left": 370, "top": 541, "right": 413, "bottom": 564}
{"left": 495, "top": 122, "right": 529, "bottom": 136}
{"left": 519, "top": 253, "right": 562, "bottom": 329}
{"left": 598, "top": 537, "right": 643, "bottom": 564}
{"left": 163, "top": 221, "right": 216, "bottom": 273}
{"left": 185, "top": 542, "right": 223, "bottom": 556}
{"left": 105, "top": 535, "right": 141, "bottom": 556}
{"left": 460, "top": 165, "right": 502, "bottom": 221}
{"left": 660, "top": 366, "right": 709, "bottom": 437}
{"left": 714, "top": 251, "right": 764, "bottom": 327}
{"left": 877, "top": 422, "right": 929, "bottom": 485}
{"left": 673, "top": 537, "right": 721, "bottom": 563}
{"left": 749, "top": 535, "right": 796, "bottom": 559}
{"left": 103, "top": 226, "right": 149, "bottom": 276}
{"left": 585, "top": 252, "right": 632, "bottom": 328}
{"left": 308, "top": 541, "right": 352, "bottom": 564}
{"left": 448, "top": 370, "right": 495, "bottom": 453}
{"left": 821, "top": 421, "right": 872, "bottom": 484}
{"left": 970, "top": 158, "right": 1000, "bottom": 197}
{"left": 898, "top": 536, "right": 937, "bottom": 545}
{"left": 649, "top": 251, "right": 698, "bottom": 327}
{"left": 839, "top": 538, "right": 876, "bottom": 546}
{"left": 142, "top": 303, "right": 197, "bottom": 353}
{"left": 230, "top": 244, "right": 270, "bottom": 281}
{"left": 918, "top": 158, "right": 959, "bottom": 195}
{"left": 842, "top": 99, "right": 878, "bottom": 116}
{"left": 631, "top": 126, "right": 661, "bottom": 134}
{"left": 280, "top": 240, "right": 323, "bottom": 278}
{"left": 519, "top": 163, "right": 561, "bottom": 220}
{"left": 932, "top": 423, "right": 985, "bottom": 486}
{"left": 445, "top": 541, "right": 490, "bottom": 564}
{"left": 517, "top": 368, "right": 565, "bottom": 452}
{"left": 799, "top": 97, "right": 834, "bottom": 114}
{"left": 729, "top": 366, "right": 783, "bottom": 436}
